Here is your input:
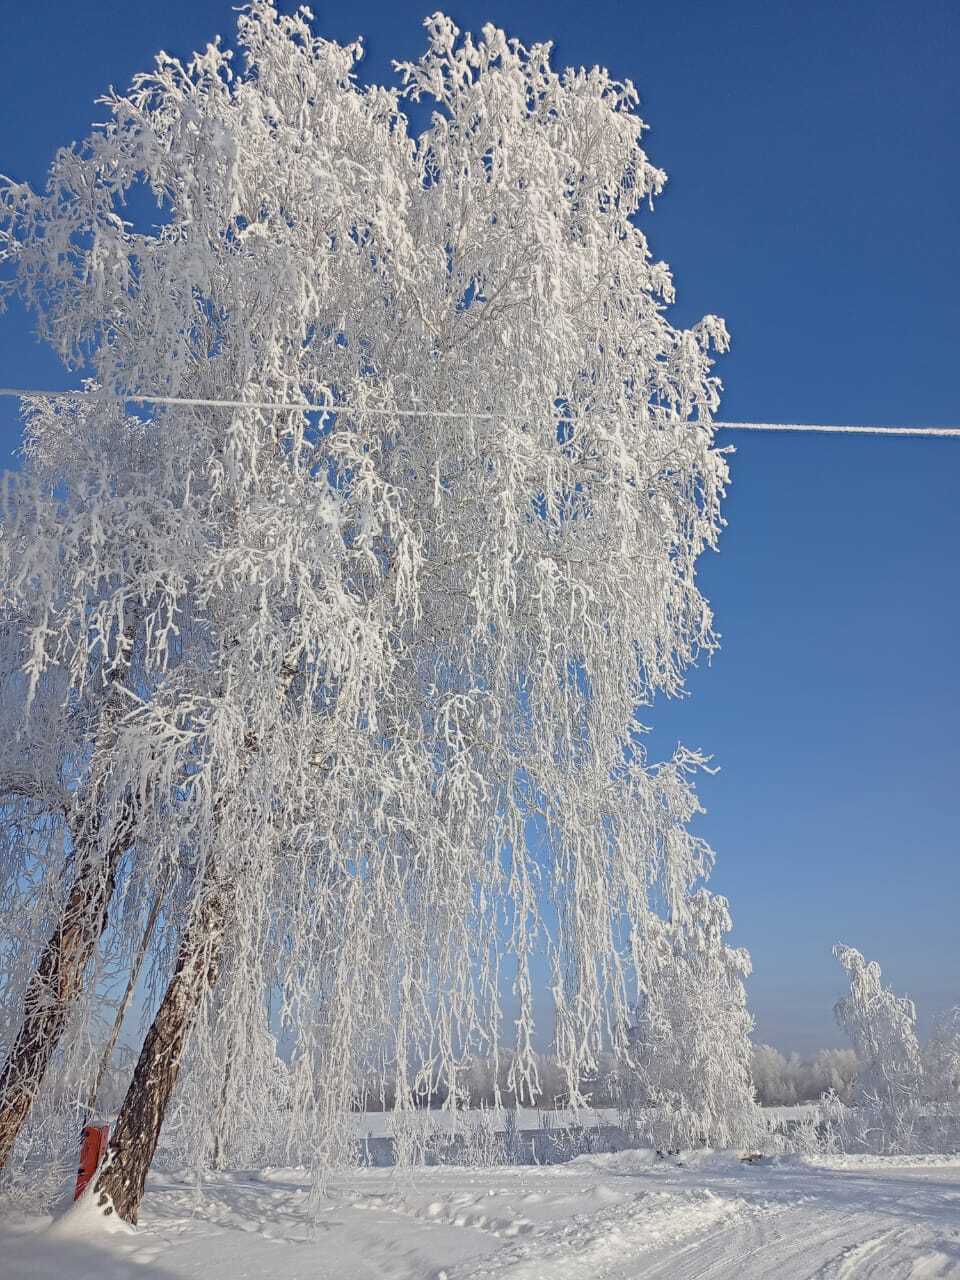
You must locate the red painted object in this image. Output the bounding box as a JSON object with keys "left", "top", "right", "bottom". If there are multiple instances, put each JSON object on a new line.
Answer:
{"left": 74, "top": 1123, "right": 110, "bottom": 1200}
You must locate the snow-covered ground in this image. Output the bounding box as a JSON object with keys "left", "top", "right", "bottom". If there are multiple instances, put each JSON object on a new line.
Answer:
{"left": 4, "top": 1149, "right": 960, "bottom": 1280}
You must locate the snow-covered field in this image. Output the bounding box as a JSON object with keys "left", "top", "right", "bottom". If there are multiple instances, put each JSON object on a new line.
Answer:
{"left": 5, "top": 1149, "right": 960, "bottom": 1280}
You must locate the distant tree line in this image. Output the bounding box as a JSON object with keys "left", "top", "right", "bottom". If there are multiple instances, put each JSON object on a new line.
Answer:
{"left": 750, "top": 1045, "right": 859, "bottom": 1105}
{"left": 356, "top": 1046, "right": 859, "bottom": 1111}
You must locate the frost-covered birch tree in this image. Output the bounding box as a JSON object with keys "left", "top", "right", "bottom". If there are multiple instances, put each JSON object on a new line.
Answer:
{"left": 923, "top": 1008, "right": 960, "bottom": 1109}
{"left": 0, "top": 4, "right": 731, "bottom": 1220}
{"left": 630, "top": 891, "right": 759, "bottom": 1150}
{"left": 833, "top": 945, "right": 923, "bottom": 1151}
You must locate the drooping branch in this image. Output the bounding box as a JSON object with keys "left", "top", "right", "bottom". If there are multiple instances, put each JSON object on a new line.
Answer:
{"left": 85, "top": 880, "right": 168, "bottom": 1116}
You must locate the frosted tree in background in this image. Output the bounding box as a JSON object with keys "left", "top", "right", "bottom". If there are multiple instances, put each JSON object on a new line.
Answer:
{"left": 632, "top": 891, "right": 759, "bottom": 1150}
{"left": 0, "top": 3, "right": 731, "bottom": 1219}
{"left": 750, "top": 1045, "right": 859, "bottom": 1105}
{"left": 833, "top": 945, "right": 923, "bottom": 1150}
{"left": 923, "top": 1008, "right": 960, "bottom": 1109}
{"left": 750, "top": 1045, "right": 797, "bottom": 1105}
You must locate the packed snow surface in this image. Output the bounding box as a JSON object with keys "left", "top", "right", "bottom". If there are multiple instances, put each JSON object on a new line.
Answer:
{"left": 4, "top": 1150, "right": 960, "bottom": 1280}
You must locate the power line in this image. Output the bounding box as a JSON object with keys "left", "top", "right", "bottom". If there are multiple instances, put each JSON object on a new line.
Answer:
{"left": 713, "top": 421, "right": 960, "bottom": 439}
{"left": 0, "top": 386, "right": 959, "bottom": 438}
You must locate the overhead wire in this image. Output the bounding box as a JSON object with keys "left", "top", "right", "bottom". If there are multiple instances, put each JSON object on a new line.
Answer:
{"left": 0, "top": 386, "right": 958, "bottom": 438}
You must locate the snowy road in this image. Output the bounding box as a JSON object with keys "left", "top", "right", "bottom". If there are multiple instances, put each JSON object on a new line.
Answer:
{"left": 621, "top": 1167, "right": 960, "bottom": 1280}
{"left": 4, "top": 1152, "right": 959, "bottom": 1279}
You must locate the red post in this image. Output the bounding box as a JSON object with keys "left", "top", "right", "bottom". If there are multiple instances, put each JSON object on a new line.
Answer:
{"left": 74, "top": 1123, "right": 110, "bottom": 1200}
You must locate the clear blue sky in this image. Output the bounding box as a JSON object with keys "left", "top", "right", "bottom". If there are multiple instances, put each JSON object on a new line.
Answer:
{"left": 1, "top": 1, "right": 957, "bottom": 1055}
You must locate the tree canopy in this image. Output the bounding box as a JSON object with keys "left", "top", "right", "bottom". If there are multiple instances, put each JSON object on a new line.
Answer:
{"left": 0, "top": 4, "right": 735, "bottom": 1215}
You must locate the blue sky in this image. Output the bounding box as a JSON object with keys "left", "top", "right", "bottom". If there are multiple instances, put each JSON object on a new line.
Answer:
{"left": 1, "top": 0, "right": 957, "bottom": 1054}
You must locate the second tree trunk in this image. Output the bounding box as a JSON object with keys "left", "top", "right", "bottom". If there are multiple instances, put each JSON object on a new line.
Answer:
{"left": 93, "top": 886, "right": 229, "bottom": 1224}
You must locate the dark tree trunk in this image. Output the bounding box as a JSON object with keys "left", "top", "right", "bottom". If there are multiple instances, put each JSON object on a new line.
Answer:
{"left": 0, "top": 621, "right": 142, "bottom": 1169}
{"left": 94, "top": 885, "right": 229, "bottom": 1224}
{"left": 0, "top": 811, "right": 134, "bottom": 1170}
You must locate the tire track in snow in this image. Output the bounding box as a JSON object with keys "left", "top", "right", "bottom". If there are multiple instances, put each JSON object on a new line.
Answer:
{"left": 447, "top": 1170, "right": 960, "bottom": 1280}
{"left": 599, "top": 1204, "right": 959, "bottom": 1280}
{"left": 450, "top": 1188, "right": 769, "bottom": 1279}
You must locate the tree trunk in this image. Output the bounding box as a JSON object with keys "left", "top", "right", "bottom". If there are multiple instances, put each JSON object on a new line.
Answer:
{"left": 85, "top": 883, "right": 166, "bottom": 1116}
{"left": 0, "top": 811, "right": 134, "bottom": 1170}
{"left": 94, "top": 884, "right": 229, "bottom": 1224}
{"left": 0, "top": 620, "right": 142, "bottom": 1169}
